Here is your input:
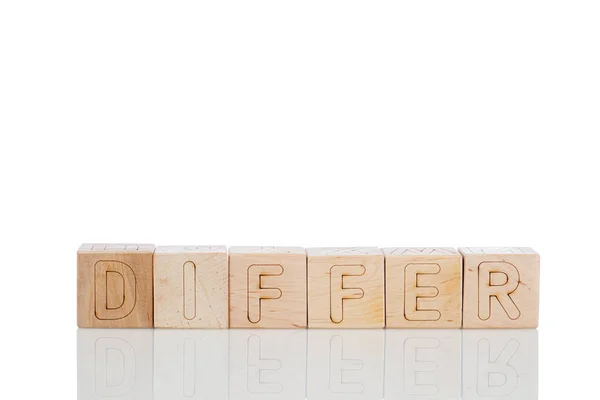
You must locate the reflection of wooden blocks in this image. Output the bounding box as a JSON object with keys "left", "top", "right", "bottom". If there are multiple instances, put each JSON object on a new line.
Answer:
{"left": 460, "top": 247, "right": 540, "bottom": 328}
{"left": 385, "top": 329, "right": 461, "bottom": 398}
{"left": 229, "top": 330, "right": 307, "bottom": 399}
{"left": 307, "top": 330, "right": 384, "bottom": 398}
{"left": 462, "top": 329, "right": 538, "bottom": 399}
{"left": 154, "top": 330, "right": 229, "bottom": 398}
{"left": 384, "top": 247, "right": 462, "bottom": 328}
{"left": 78, "top": 329, "right": 153, "bottom": 398}
{"left": 154, "top": 246, "right": 228, "bottom": 328}
{"left": 229, "top": 247, "right": 307, "bottom": 328}
{"left": 307, "top": 247, "right": 384, "bottom": 328}
{"left": 77, "top": 244, "right": 155, "bottom": 328}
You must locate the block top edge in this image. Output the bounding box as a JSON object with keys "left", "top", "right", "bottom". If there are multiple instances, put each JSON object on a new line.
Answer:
{"left": 458, "top": 247, "right": 538, "bottom": 255}
{"left": 306, "top": 247, "right": 382, "bottom": 256}
{"left": 229, "top": 246, "right": 305, "bottom": 254}
{"left": 79, "top": 243, "right": 155, "bottom": 253}
{"left": 155, "top": 245, "right": 227, "bottom": 254}
{"left": 383, "top": 247, "right": 459, "bottom": 256}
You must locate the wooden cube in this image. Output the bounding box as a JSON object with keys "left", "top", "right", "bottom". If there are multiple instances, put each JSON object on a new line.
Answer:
{"left": 154, "top": 246, "right": 228, "bottom": 328}
{"left": 460, "top": 247, "right": 540, "bottom": 328}
{"left": 229, "top": 246, "right": 307, "bottom": 328}
{"left": 384, "top": 247, "right": 462, "bottom": 328}
{"left": 307, "top": 247, "right": 384, "bottom": 328}
{"left": 77, "top": 243, "right": 154, "bottom": 328}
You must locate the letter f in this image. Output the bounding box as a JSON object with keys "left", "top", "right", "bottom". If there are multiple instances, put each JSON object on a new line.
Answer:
{"left": 247, "top": 264, "right": 284, "bottom": 323}
{"left": 330, "top": 265, "right": 366, "bottom": 323}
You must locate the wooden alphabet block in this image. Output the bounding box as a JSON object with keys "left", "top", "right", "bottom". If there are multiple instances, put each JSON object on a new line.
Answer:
{"left": 229, "top": 246, "right": 307, "bottom": 328}
{"left": 460, "top": 247, "right": 540, "bottom": 328}
{"left": 307, "top": 247, "right": 384, "bottom": 328}
{"left": 384, "top": 247, "right": 462, "bottom": 328}
{"left": 77, "top": 243, "right": 154, "bottom": 328}
{"left": 154, "top": 246, "right": 228, "bottom": 328}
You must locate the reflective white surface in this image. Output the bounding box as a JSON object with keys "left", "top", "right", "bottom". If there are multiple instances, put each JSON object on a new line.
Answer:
{"left": 78, "top": 329, "right": 537, "bottom": 399}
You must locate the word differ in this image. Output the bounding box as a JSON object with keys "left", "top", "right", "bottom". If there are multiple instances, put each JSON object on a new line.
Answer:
{"left": 77, "top": 245, "right": 540, "bottom": 329}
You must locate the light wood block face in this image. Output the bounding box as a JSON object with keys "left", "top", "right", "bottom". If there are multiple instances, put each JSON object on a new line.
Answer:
{"left": 307, "top": 247, "right": 384, "bottom": 328}
{"left": 229, "top": 246, "right": 307, "bottom": 328}
{"left": 77, "top": 244, "right": 155, "bottom": 328}
{"left": 154, "top": 246, "right": 228, "bottom": 328}
{"left": 384, "top": 247, "right": 463, "bottom": 328}
{"left": 460, "top": 247, "right": 540, "bottom": 329}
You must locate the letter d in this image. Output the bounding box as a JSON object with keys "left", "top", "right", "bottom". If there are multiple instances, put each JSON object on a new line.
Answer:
{"left": 95, "top": 260, "right": 136, "bottom": 320}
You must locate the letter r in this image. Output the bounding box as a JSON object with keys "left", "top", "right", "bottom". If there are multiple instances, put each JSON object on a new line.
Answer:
{"left": 478, "top": 261, "right": 521, "bottom": 320}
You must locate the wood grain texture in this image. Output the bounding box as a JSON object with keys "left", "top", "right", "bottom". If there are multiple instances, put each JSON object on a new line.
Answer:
{"left": 229, "top": 246, "right": 307, "bottom": 328}
{"left": 77, "top": 243, "right": 154, "bottom": 328}
{"left": 384, "top": 247, "right": 462, "bottom": 328}
{"left": 307, "top": 247, "right": 384, "bottom": 328}
{"left": 154, "top": 246, "right": 228, "bottom": 328}
{"left": 459, "top": 247, "right": 540, "bottom": 329}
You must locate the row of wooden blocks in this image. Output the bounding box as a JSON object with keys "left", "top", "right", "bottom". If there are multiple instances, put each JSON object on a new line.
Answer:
{"left": 77, "top": 245, "right": 540, "bottom": 329}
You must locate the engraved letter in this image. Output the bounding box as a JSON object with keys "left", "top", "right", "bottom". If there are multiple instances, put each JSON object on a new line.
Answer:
{"left": 183, "top": 261, "right": 197, "bottom": 320}
{"left": 248, "top": 265, "right": 283, "bottom": 323}
{"left": 478, "top": 261, "right": 520, "bottom": 320}
{"left": 95, "top": 260, "right": 136, "bottom": 320}
{"left": 330, "top": 265, "right": 365, "bottom": 323}
{"left": 404, "top": 263, "right": 442, "bottom": 321}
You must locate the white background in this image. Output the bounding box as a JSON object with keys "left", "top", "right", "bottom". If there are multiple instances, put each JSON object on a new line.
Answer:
{"left": 1, "top": 1, "right": 599, "bottom": 398}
